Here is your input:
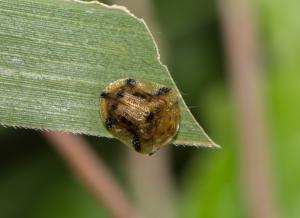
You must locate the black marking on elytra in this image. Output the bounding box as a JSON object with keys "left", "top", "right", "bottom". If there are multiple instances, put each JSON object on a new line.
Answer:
{"left": 111, "top": 103, "right": 118, "bottom": 111}
{"left": 160, "top": 131, "right": 166, "bottom": 136}
{"left": 120, "top": 116, "right": 134, "bottom": 127}
{"left": 100, "top": 91, "right": 108, "bottom": 98}
{"left": 105, "top": 118, "right": 114, "bottom": 129}
{"left": 132, "top": 135, "right": 141, "bottom": 152}
{"left": 155, "top": 106, "right": 161, "bottom": 113}
{"left": 126, "top": 78, "right": 136, "bottom": 88}
{"left": 146, "top": 112, "right": 154, "bottom": 122}
{"left": 132, "top": 92, "right": 147, "bottom": 99}
{"left": 117, "top": 90, "right": 125, "bottom": 98}
{"left": 156, "top": 87, "right": 170, "bottom": 96}
{"left": 120, "top": 116, "right": 138, "bottom": 134}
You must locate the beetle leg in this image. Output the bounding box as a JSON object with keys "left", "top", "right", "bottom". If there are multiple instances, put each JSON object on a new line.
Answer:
{"left": 132, "top": 134, "right": 141, "bottom": 152}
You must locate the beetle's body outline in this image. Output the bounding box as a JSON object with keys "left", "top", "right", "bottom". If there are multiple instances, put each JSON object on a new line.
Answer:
{"left": 100, "top": 78, "right": 180, "bottom": 155}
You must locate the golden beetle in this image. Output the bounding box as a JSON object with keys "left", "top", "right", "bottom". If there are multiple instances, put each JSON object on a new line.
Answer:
{"left": 100, "top": 78, "right": 180, "bottom": 155}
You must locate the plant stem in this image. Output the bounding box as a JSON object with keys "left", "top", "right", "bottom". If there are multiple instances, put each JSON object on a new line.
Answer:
{"left": 44, "top": 132, "right": 142, "bottom": 218}
{"left": 219, "top": 0, "right": 279, "bottom": 218}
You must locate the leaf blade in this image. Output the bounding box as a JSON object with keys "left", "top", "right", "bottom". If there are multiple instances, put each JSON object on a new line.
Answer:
{"left": 0, "top": 0, "right": 217, "bottom": 147}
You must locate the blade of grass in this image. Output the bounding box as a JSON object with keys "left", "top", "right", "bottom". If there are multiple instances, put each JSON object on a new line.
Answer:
{"left": 0, "top": 0, "right": 217, "bottom": 147}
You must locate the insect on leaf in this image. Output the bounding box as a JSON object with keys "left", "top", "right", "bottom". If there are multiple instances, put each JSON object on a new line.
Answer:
{"left": 0, "top": 0, "right": 218, "bottom": 148}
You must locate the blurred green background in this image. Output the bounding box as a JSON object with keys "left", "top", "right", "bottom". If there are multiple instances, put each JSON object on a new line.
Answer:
{"left": 0, "top": 0, "right": 298, "bottom": 217}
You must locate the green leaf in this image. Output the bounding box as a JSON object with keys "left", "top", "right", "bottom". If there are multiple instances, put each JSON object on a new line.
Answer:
{"left": 0, "top": 0, "right": 217, "bottom": 147}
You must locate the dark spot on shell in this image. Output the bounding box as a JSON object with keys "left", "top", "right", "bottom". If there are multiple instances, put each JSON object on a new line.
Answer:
{"left": 132, "top": 135, "right": 141, "bottom": 151}
{"left": 117, "top": 90, "right": 125, "bottom": 98}
{"left": 120, "top": 116, "right": 134, "bottom": 127}
{"left": 126, "top": 78, "right": 136, "bottom": 88}
{"left": 155, "top": 106, "right": 161, "bottom": 113}
{"left": 132, "top": 92, "right": 147, "bottom": 99}
{"left": 146, "top": 112, "right": 154, "bottom": 122}
{"left": 100, "top": 92, "right": 108, "bottom": 98}
{"left": 156, "top": 87, "right": 170, "bottom": 96}
{"left": 105, "top": 118, "right": 114, "bottom": 129}
{"left": 111, "top": 104, "right": 118, "bottom": 111}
